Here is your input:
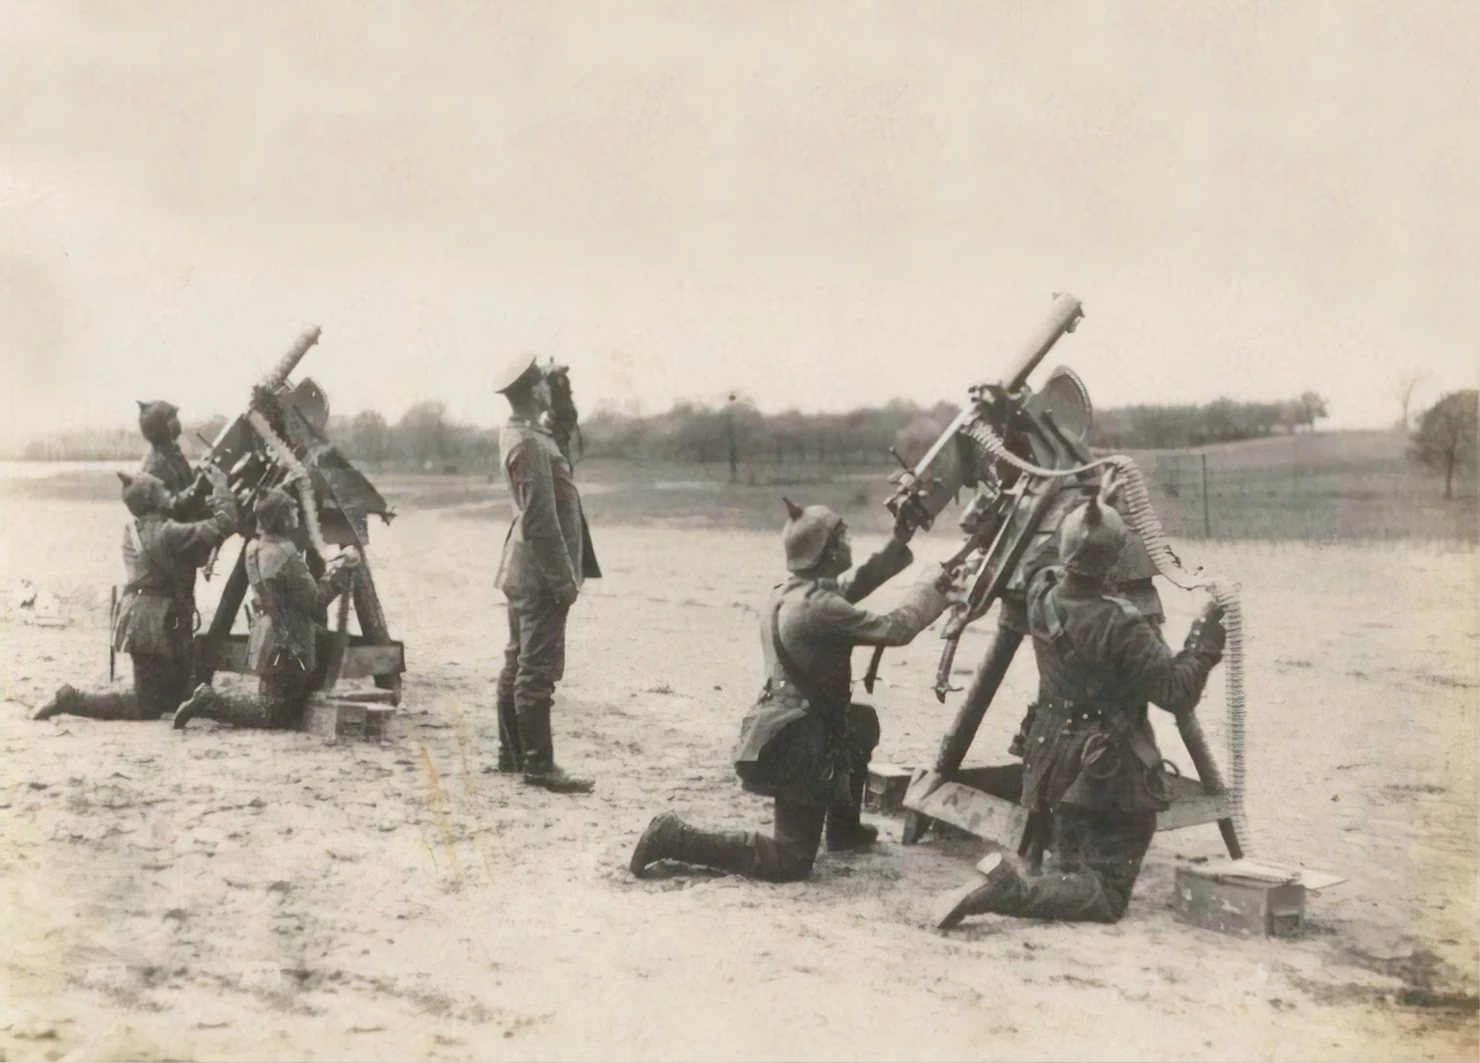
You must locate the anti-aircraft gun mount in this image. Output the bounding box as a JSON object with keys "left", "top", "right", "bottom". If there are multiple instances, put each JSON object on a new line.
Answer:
{"left": 874, "top": 293, "right": 1248, "bottom": 866}
{"left": 186, "top": 327, "right": 406, "bottom": 732}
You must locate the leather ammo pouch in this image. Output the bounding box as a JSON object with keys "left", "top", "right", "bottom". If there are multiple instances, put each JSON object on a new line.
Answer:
{"left": 733, "top": 600, "right": 853, "bottom": 805}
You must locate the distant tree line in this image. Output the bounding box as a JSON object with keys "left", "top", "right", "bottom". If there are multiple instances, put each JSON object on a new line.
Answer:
{"left": 1088, "top": 393, "right": 1328, "bottom": 450}
{"left": 17, "top": 393, "right": 1342, "bottom": 470}
{"left": 20, "top": 416, "right": 230, "bottom": 462}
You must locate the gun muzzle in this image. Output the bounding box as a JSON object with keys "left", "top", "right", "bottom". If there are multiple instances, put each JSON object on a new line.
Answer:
{"left": 261, "top": 326, "right": 323, "bottom": 392}
{"left": 1000, "top": 293, "right": 1084, "bottom": 394}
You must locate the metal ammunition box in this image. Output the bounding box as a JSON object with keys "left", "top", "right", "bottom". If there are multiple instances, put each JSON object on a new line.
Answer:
{"left": 1173, "top": 865, "right": 1305, "bottom": 938}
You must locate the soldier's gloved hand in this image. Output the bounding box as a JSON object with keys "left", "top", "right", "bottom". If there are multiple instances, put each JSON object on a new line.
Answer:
{"left": 202, "top": 464, "right": 229, "bottom": 493}
{"left": 922, "top": 562, "right": 957, "bottom": 596}
{"left": 891, "top": 505, "right": 916, "bottom": 546}
{"left": 1187, "top": 599, "right": 1227, "bottom": 656}
{"left": 553, "top": 583, "right": 579, "bottom": 609}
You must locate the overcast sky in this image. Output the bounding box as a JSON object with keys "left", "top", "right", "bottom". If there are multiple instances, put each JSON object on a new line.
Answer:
{"left": 1, "top": 0, "right": 1475, "bottom": 448}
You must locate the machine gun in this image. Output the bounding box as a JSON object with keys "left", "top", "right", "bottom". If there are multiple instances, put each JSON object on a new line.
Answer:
{"left": 867, "top": 293, "right": 1100, "bottom": 701}
{"left": 187, "top": 327, "right": 405, "bottom": 707}
{"left": 877, "top": 294, "right": 1248, "bottom": 863}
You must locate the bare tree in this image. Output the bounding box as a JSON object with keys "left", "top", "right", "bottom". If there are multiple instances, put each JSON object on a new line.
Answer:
{"left": 1409, "top": 389, "right": 1478, "bottom": 500}
{"left": 724, "top": 391, "right": 759, "bottom": 482}
{"left": 1393, "top": 372, "right": 1426, "bottom": 432}
{"left": 1296, "top": 392, "right": 1329, "bottom": 432}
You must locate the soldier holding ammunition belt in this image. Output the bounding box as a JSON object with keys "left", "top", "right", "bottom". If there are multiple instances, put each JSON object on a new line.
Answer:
{"left": 1006, "top": 487, "right": 1168, "bottom": 757}
{"left": 31, "top": 467, "right": 237, "bottom": 722}
{"left": 934, "top": 489, "right": 1225, "bottom": 928}
{"left": 629, "top": 500, "right": 953, "bottom": 883}
{"left": 173, "top": 487, "right": 359, "bottom": 730}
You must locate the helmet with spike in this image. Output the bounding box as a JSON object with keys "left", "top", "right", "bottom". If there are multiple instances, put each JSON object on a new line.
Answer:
{"left": 780, "top": 496, "right": 845, "bottom": 573}
{"left": 1058, "top": 491, "right": 1128, "bottom": 581}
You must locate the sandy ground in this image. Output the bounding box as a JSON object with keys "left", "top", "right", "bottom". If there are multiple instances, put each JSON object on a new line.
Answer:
{"left": 1, "top": 490, "right": 1477, "bottom": 1062}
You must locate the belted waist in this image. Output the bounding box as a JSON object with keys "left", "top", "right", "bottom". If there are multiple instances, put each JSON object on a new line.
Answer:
{"left": 761, "top": 678, "right": 808, "bottom": 703}
{"left": 1037, "top": 694, "right": 1104, "bottom": 724}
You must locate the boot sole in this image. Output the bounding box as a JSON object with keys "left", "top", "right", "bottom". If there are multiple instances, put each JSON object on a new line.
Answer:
{"left": 933, "top": 852, "right": 1007, "bottom": 930}
{"left": 629, "top": 814, "right": 681, "bottom": 877}
{"left": 522, "top": 778, "right": 594, "bottom": 794}
{"left": 825, "top": 834, "right": 880, "bottom": 853}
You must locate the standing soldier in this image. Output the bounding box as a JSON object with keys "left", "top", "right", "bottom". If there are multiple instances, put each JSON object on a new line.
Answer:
{"left": 173, "top": 487, "right": 360, "bottom": 729}
{"left": 933, "top": 489, "right": 1225, "bottom": 928}
{"left": 136, "top": 400, "right": 203, "bottom": 519}
{"left": 31, "top": 467, "right": 237, "bottom": 721}
{"left": 629, "top": 500, "right": 953, "bottom": 883}
{"left": 493, "top": 354, "right": 600, "bottom": 793}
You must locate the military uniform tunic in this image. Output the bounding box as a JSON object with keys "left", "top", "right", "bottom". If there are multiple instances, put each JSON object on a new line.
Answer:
{"left": 494, "top": 417, "right": 600, "bottom": 771}
{"left": 734, "top": 539, "right": 949, "bottom": 804}
{"left": 110, "top": 482, "right": 237, "bottom": 716}
{"left": 967, "top": 563, "right": 1224, "bottom": 923}
{"left": 243, "top": 534, "right": 357, "bottom": 726}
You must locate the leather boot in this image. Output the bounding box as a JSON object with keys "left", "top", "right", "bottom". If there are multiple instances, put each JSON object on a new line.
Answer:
{"left": 825, "top": 807, "right": 879, "bottom": 852}
{"left": 825, "top": 771, "right": 878, "bottom": 852}
{"left": 630, "top": 812, "right": 762, "bottom": 878}
{"left": 494, "top": 748, "right": 522, "bottom": 774}
{"left": 173, "top": 684, "right": 279, "bottom": 730}
{"left": 33, "top": 685, "right": 141, "bottom": 721}
{"left": 522, "top": 758, "right": 594, "bottom": 794}
{"left": 933, "top": 852, "right": 1027, "bottom": 929}
{"left": 31, "top": 684, "right": 79, "bottom": 720}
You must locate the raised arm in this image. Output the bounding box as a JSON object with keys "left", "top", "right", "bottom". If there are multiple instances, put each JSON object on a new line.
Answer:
{"left": 157, "top": 470, "right": 238, "bottom": 567}
{"left": 837, "top": 538, "right": 914, "bottom": 604}
{"left": 814, "top": 566, "right": 951, "bottom": 648}
{"left": 1109, "top": 603, "right": 1225, "bottom": 716}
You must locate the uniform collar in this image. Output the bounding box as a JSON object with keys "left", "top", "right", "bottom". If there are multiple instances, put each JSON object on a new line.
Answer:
{"left": 1057, "top": 571, "right": 1108, "bottom": 599}
{"left": 782, "top": 573, "right": 839, "bottom": 593}
{"left": 506, "top": 416, "right": 553, "bottom": 437}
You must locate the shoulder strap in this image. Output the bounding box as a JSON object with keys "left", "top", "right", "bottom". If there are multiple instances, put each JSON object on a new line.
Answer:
{"left": 1040, "top": 589, "right": 1162, "bottom": 770}
{"left": 769, "top": 598, "right": 843, "bottom": 717}
{"left": 1040, "top": 588, "right": 1110, "bottom": 702}
{"left": 123, "top": 520, "right": 174, "bottom": 595}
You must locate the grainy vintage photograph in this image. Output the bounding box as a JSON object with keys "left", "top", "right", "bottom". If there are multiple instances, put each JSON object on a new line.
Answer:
{"left": 1, "top": 3, "right": 1476, "bottom": 1061}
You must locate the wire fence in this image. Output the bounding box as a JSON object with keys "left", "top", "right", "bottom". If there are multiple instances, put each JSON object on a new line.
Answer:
{"left": 1126, "top": 450, "right": 1476, "bottom": 542}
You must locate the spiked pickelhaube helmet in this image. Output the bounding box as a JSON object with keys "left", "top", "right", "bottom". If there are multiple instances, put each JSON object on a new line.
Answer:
{"left": 115, "top": 472, "right": 170, "bottom": 518}
{"left": 136, "top": 400, "right": 181, "bottom": 444}
{"left": 781, "top": 497, "right": 844, "bottom": 573}
{"left": 1058, "top": 493, "right": 1128, "bottom": 581}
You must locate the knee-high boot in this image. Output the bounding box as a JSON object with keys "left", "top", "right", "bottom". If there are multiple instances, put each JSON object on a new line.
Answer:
{"left": 826, "top": 770, "right": 879, "bottom": 852}
{"left": 32, "top": 685, "right": 142, "bottom": 721}
{"left": 630, "top": 812, "right": 764, "bottom": 879}
{"left": 172, "top": 683, "right": 281, "bottom": 730}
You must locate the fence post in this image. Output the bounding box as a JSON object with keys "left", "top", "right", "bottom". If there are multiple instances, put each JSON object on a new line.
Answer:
{"left": 1201, "top": 453, "right": 1212, "bottom": 538}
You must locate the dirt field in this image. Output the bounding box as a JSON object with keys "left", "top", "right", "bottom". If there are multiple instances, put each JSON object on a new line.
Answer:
{"left": 1, "top": 474, "right": 1476, "bottom": 1062}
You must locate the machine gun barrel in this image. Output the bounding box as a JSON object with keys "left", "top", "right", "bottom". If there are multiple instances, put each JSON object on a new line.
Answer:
{"left": 999, "top": 293, "right": 1084, "bottom": 394}
{"left": 262, "top": 326, "right": 322, "bottom": 392}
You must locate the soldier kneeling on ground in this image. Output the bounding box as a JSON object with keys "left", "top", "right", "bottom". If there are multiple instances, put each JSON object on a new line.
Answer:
{"left": 173, "top": 487, "right": 359, "bottom": 730}
{"left": 32, "top": 466, "right": 237, "bottom": 722}
{"left": 629, "top": 498, "right": 955, "bottom": 883}
{"left": 933, "top": 484, "right": 1225, "bottom": 929}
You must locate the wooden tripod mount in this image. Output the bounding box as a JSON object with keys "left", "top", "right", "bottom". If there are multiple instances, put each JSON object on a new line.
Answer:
{"left": 899, "top": 625, "right": 1242, "bottom": 866}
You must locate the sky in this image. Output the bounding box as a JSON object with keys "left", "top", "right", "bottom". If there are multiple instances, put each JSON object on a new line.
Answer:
{"left": 1, "top": 0, "right": 1476, "bottom": 449}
